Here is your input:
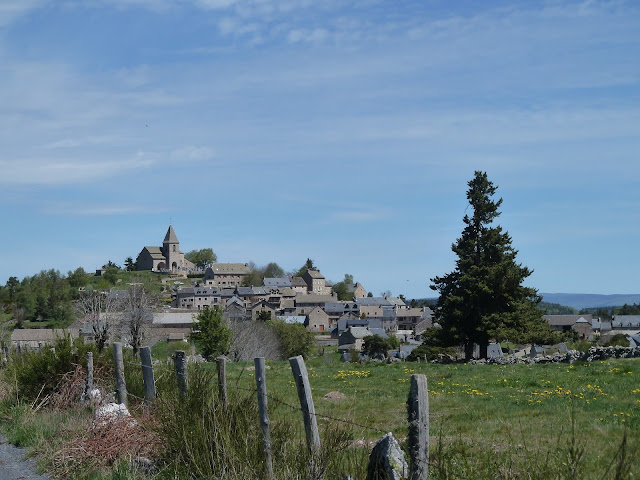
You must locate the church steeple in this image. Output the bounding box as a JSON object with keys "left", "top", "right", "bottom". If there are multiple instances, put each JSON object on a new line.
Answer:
{"left": 163, "top": 225, "right": 180, "bottom": 271}
{"left": 163, "top": 225, "right": 179, "bottom": 244}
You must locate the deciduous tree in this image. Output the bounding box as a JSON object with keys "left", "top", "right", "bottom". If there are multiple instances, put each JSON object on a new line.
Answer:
{"left": 192, "top": 306, "right": 231, "bottom": 360}
{"left": 184, "top": 248, "right": 217, "bottom": 269}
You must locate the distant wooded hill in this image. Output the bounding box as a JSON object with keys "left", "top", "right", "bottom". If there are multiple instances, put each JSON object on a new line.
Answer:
{"left": 539, "top": 293, "right": 640, "bottom": 310}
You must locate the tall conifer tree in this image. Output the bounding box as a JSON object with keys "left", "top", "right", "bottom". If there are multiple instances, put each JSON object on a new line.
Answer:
{"left": 430, "top": 171, "right": 556, "bottom": 360}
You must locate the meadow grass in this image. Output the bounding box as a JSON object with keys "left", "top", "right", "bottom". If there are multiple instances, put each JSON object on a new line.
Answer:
{"left": 1, "top": 344, "right": 638, "bottom": 479}
{"left": 191, "top": 353, "right": 640, "bottom": 478}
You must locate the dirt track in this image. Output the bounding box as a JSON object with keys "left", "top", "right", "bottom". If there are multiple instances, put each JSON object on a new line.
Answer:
{"left": 0, "top": 433, "right": 50, "bottom": 480}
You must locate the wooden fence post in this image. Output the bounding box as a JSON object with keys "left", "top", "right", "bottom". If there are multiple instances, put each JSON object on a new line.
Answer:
{"left": 254, "top": 357, "right": 274, "bottom": 479}
{"left": 140, "top": 346, "right": 156, "bottom": 408}
{"left": 289, "top": 355, "right": 321, "bottom": 454}
{"left": 407, "top": 374, "right": 429, "bottom": 480}
{"left": 174, "top": 350, "right": 188, "bottom": 396}
{"left": 113, "top": 342, "right": 127, "bottom": 406}
{"left": 216, "top": 356, "right": 228, "bottom": 409}
{"left": 83, "top": 351, "right": 93, "bottom": 403}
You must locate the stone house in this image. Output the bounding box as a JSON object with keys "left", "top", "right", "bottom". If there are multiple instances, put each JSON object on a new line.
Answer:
{"left": 346, "top": 282, "right": 367, "bottom": 299}
{"left": 291, "top": 277, "right": 308, "bottom": 294}
{"left": 251, "top": 300, "right": 277, "bottom": 321}
{"left": 223, "top": 296, "right": 246, "bottom": 322}
{"left": 203, "top": 263, "right": 251, "bottom": 288}
{"left": 295, "top": 294, "right": 335, "bottom": 315}
{"left": 11, "top": 328, "right": 79, "bottom": 352}
{"left": 302, "top": 270, "right": 332, "bottom": 295}
{"left": 305, "top": 307, "right": 331, "bottom": 333}
{"left": 175, "top": 286, "right": 221, "bottom": 310}
{"left": 396, "top": 307, "right": 433, "bottom": 331}
{"left": 543, "top": 315, "right": 594, "bottom": 338}
{"left": 360, "top": 305, "right": 384, "bottom": 318}
{"left": 338, "top": 326, "right": 372, "bottom": 351}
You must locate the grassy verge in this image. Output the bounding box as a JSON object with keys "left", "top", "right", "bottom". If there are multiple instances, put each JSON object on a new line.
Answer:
{"left": 1, "top": 343, "right": 638, "bottom": 479}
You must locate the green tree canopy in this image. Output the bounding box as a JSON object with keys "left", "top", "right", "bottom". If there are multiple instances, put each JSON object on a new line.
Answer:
{"left": 192, "top": 306, "right": 231, "bottom": 360}
{"left": 267, "top": 319, "right": 315, "bottom": 358}
{"left": 430, "top": 171, "right": 557, "bottom": 361}
{"left": 263, "top": 262, "right": 285, "bottom": 278}
{"left": 185, "top": 248, "right": 217, "bottom": 269}
{"left": 294, "top": 258, "right": 316, "bottom": 277}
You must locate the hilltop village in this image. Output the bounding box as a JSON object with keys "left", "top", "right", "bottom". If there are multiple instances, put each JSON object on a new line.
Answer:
{"left": 7, "top": 225, "right": 640, "bottom": 355}
{"left": 142, "top": 226, "right": 434, "bottom": 351}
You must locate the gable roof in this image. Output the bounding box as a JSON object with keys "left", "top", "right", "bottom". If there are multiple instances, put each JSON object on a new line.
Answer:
{"left": 264, "top": 277, "right": 292, "bottom": 287}
{"left": 143, "top": 246, "right": 165, "bottom": 259}
{"left": 344, "top": 326, "right": 371, "bottom": 339}
{"left": 291, "top": 277, "right": 307, "bottom": 287}
{"left": 356, "top": 297, "right": 393, "bottom": 307}
{"left": 210, "top": 263, "right": 250, "bottom": 275}
{"left": 163, "top": 225, "right": 179, "bottom": 243}
{"left": 11, "top": 328, "right": 79, "bottom": 342}
{"left": 543, "top": 314, "right": 593, "bottom": 327}
{"left": 304, "top": 269, "right": 324, "bottom": 279}
{"left": 295, "top": 294, "right": 334, "bottom": 305}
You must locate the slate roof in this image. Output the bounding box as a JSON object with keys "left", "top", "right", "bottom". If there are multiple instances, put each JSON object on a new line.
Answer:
{"left": 236, "top": 286, "right": 266, "bottom": 296}
{"left": 305, "top": 270, "right": 324, "bottom": 279}
{"left": 356, "top": 297, "right": 393, "bottom": 307}
{"left": 11, "top": 328, "right": 79, "bottom": 342}
{"left": 369, "top": 327, "right": 388, "bottom": 339}
{"left": 386, "top": 297, "right": 406, "bottom": 307}
{"left": 543, "top": 315, "right": 593, "bottom": 326}
{"left": 612, "top": 315, "right": 640, "bottom": 328}
{"left": 143, "top": 246, "right": 165, "bottom": 259}
{"left": 264, "top": 277, "right": 292, "bottom": 287}
{"left": 295, "top": 294, "right": 334, "bottom": 305}
{"left": 152, "top": 312, "right": 196, "bottom": 325}
{"left": 344, "top": 326, "right": 371, "bottom": 339}
{"left": 291, "top": 277, "right": 307, "bottom": 287}
{"left": 277, "top": 315, "right": 306, "bottom": 324}
{"left": 325, "top": 302, "right": 348, "bottom": 313}
{"left": 210, "top": 263, "right": 250, "bottom": 275}
{"left": 163, "top": 225, "right": 179, "bottom": 243}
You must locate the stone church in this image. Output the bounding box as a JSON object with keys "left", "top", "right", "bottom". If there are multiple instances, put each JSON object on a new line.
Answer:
{"left": 136, "top": 225, "right": 195, "bottom": 272}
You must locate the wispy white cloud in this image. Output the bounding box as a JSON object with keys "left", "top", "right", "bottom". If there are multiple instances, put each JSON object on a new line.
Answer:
{"left": 0, "top": 152, "right": 155, "bottom": 185}
{"left": 169, "top": 145, "right": 215, "bottom": 162}
{"left": 0, "top": 0, "right": 47, "bottom": 27}
{"left": 41, "top": 203, "right": 173, "bottom": 216}
{"left": 325, "top": 208, "right": 391, "bottom": 224}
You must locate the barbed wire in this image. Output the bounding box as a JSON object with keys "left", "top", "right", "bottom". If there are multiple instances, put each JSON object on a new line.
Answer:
{"left": 224, "top": 382, "right": 388, "bottom": 436}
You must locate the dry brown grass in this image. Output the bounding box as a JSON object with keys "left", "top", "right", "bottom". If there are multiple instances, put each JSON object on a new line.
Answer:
{"left": 48, "top": 414, "right": 163, "bottom": 478}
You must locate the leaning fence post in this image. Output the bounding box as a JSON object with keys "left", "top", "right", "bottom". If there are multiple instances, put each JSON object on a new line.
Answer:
{"left": 407, "top": 374, "right": 429, "bottom": 480}
{"left": 113, "top": 342, "right": 127, "bottom": 406}
{"left": 255, "top": 357, "right": 274, "bottom": 479}
{"left": 82, "top": 351, "right": 93, "bottom": 403}
{"left": 289, "top": 355, "right": 321, "bottom": 454}
{"left": 216, "top": 356, "right": 228, "bottom": 409}
{"left": 174, "top": 350, "right": 188, "bottom": 397}
{"left": 140, "top": 346, "right": 156, "bottom": 408}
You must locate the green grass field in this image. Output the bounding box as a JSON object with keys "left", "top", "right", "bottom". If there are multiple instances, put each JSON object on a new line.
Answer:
{"left": 182, "top": 353, "right": 640, "bottom": 478}
{"left": 2, "top": 343, "right": 638, "bottom": 479}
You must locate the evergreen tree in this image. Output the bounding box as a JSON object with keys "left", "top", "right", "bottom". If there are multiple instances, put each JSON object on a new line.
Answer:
{"left": 430, "top": 171, "right": 556, "bottom": 361}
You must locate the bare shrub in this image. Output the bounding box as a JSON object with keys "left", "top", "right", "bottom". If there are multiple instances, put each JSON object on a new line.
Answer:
{"left": 49, "top": 415, "right": 162, "bottom": 478}
{"left": 227, "top": 320, "right": 283, "bottom": 361}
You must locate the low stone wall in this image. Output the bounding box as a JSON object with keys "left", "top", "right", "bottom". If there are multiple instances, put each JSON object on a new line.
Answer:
{"left": 466, "top": 346, "right": 640, "bottom": 365}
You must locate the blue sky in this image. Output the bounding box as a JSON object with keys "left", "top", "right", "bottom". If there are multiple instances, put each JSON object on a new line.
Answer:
{"left": 1, "top": 0, "right": 639, "bottom": 298}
